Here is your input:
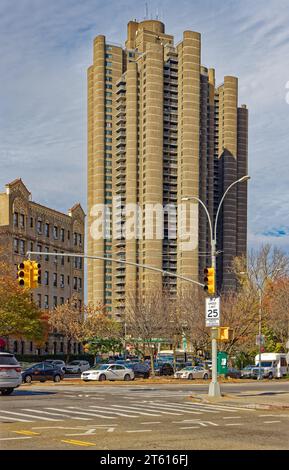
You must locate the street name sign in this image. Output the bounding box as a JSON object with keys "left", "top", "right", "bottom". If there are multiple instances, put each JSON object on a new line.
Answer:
{"left": 205, "top": 297, "right": 220, "bottom": 327}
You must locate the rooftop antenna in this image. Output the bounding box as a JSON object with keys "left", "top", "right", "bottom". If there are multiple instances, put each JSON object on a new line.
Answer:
{"left": 145, "top": 2, "right": 148, "bottom": 19}
{"left": 156, "top": 7, "right": 159, "bottom": 20}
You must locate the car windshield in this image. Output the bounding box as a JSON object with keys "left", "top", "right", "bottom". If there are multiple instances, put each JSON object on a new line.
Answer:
{"left": 0, "top": 355, "right": 18, "bottom": 365}
{"left": 182, "top": 367, "right": 194, "bottom": 371}
{"left": 91, "top": 364, "right": 109, "bottom": 370}
{"left": 256, "top": 362, "right": 273, "bottom": 367}
{"left": 68, "top": 361, "right": 80, "bottom": 365}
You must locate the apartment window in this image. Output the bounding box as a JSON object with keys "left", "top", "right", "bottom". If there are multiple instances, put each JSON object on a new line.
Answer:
{"left": 78, "top": 278, "right": 82, "bottom": 290}
{"left": 105, "top": 61, "right": 112, "bottom": 67}
{"left": 106, "top": 299, "right": 112, "bottom": 304}
{"left": 37, "top": 220, "right": 42, "bottom": 234}
{"left": 61, "top": 254, "right": 65, "bottom": 266}
{"left": 105, "top": 53, "right": 112, "bottom": 59}
{"left": 60, "top": 274, "right": 64, "bottom": 288}
{"left": 37, "top": 244, "right": 42, "bottom": 258}
{"left": 67, "top": 275, "right": 70, "bottom": 285}
{"left": 30, "top": 241, "right": 34, "bottom": 252}
{"left": 45, "top": 247, "right": 49, "bottom": 262}
{"left": 105, "top": 183, "right": 112, "bottom": 189}
{"left": 60, "top": 228, "right": 65, "bottom": 242}
{"left": 37, "top": 294, "right": 42, "bottom": 308}
{"left": 44, "top": 223, "right": 49, "bottom": 237}
{"left": 13, "top": 212, "right": 19, "bottom": 227}
{"left": 105, "top": 99, "right": 112, "bottom": 105}
{"left": 105, "top": 92, "right": 112, "bottom": 98}
{"left": 53, "top": 296, "right": 57, "bottom": 308}
{"left": 67, "top": 230, "right": 70, "bottom": 240}
{"left": 60, "top": 297, "right": 64, "bottom": 305}
{"left": 106, "top": 68, "right": 112, "bottom": 75}
{"left": 106, "top": 122, "right": 112, "bottom": 128}
{"left": 105, "top": 84, "right": 112, "bottom": 89}
{"left": 20, "top": 214, "right": 25, "bottom": 228}
{"left": 44, "top": 271, "right": 49, "bottom": 286}
{"left": 105, "top": 283, "right": 112, "bottom": 289}
{"left": 44, "top": 295, "right": 49, "bottom": 309}
{"left": 105, "top": 145, "right": 112, "bottom": 151}
{"left": 106, "top": 76, "right": 112, "bottom": 82}
{"left": 53, "top": 226, "right": 58, "bottom": 239}
{"left": 54, "top": 249, "right": 58, "bottom": 263}
{"left": 74, "top": 233, "right": 78, "bottom": 246}
{"left": 105, "top": 129, "right": 112, "bottom": 135}
{"left": 30, "top": 217, "right": 34, "bottom": 228}
{"left": 106, "top": 107, "right": 112, "bottom": 113}
{"left": 73, "top": 277, "right": 77, "bottom": 290}
{"left": 13, "top": 238, "right": 19, "bottom": 253}
{"left": 105, "top": 115, "right": 112, "bottom": 120}
{"left": 53, "top": 273, "right": 57, "bottom": 287}
{"left": 105, "top": 137, "right": 112, "bottom": 143}
{"left": 30, "top": 341, "right": 33, "bottom": 352}
{"left": 19, "top": 239, "right": 25, "bottom": 255}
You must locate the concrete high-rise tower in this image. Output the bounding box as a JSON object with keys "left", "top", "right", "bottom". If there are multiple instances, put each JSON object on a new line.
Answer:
{"left": 87, "top": 20, "right": 248, "bottom": 312}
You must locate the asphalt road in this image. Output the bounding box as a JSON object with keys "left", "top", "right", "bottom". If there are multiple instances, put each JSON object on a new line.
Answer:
{"left": 0, "top": 382, "right": 288, "bottom": 450}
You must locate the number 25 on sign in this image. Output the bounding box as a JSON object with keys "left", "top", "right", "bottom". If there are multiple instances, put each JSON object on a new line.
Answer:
{"left": 205, "top": 297, "right": 220, "bottom": 327}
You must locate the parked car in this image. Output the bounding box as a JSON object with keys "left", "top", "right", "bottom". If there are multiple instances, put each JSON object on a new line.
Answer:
{"left": 174, "top": 366, "right": 210, "bottom": 380}
{"left": 240, "top": 365, "right": 255, "bottom": 379}
{"left": 154, "top": 362, "right": 174, "bottom": 376}
{"left": 44, "top": 360, "right": 66, "bottom": 373}
{"left": 81, "top": 364, "right": 134, "bottom": 381}
{"left": 125, "top": 362, "right": 150, "bottom": 378}
{"left": 0, "top": 352, "right": 22, "bottom": 396}
{"left": 22, "top": 362, "right": 64, "bottom": 383}
{"left": 251, "top": 366, "right": 274, "bottom": 380}
{"left": 65, "top": 360, "right": 90, "bottom": 374}
{"left": 225, "top": 368, "right": 241, "bottom": 379}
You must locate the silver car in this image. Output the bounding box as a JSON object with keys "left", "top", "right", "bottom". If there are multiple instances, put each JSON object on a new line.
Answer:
{"left": 0, "top": 353, "right": 22, "bottom": 395}
{"left": 81, "top": 364, "right": 134, "bottom": 381}
{"left": 174, "top": 366, "right": 210, "bottom": 380}
{"left": 65, "top": 360, "right": 90, "bottom": 374}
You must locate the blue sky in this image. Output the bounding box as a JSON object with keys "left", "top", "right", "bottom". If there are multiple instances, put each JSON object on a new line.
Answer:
{"left": 0, "top": 0, "right": 289, "bottom": 251}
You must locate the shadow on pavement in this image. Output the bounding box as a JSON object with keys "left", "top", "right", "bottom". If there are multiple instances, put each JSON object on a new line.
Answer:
{"left": 238, "top": 391, "right": 289, "bottom": 397}
{"left": 9, "top": 390, "right": 57, "bottom": 397}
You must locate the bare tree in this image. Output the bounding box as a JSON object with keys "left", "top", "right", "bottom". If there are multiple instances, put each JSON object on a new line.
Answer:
{"left": 125, "top": 287, "right": 169, "bottom": 375}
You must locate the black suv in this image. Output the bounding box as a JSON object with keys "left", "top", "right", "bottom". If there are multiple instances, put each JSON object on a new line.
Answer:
{"left": 126, "top": 362, "right": 150, "bottom": 378}
{"left": 22, "top": 362, "right": 65, "bottom": 383}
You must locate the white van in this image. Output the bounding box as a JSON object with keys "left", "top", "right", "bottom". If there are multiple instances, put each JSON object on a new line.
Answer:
{"left": 254, "top": 353, "right": 288, "bottom": 378}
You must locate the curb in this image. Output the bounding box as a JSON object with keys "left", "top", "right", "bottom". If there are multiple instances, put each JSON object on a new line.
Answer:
{"left": 189, "top": 393, "right": 289, "bottom": 411}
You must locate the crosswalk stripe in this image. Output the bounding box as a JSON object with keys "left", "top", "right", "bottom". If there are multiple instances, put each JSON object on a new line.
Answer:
{"left": 22, "top": 409, "right": 89, "bottom": 420}
{"left": 188, "top": 403, "right": 255, "bottom": 412}
{"left": 109, "top": 405, "right": 162, "bottom": 417}
{"left": 74, "top": 406, "right": 139, "bottom": 418}
{"left": 46, "top": 407, "right": 115, "bottom": 420}
{"left": 146, "top": 402, "right": 217, "bottom": 413}
{"left": 0, "top": 414, "right": 33, "bottom": 422}
{"left": 109, "top": 404, "right": 181, "bottom": 416}
{"left": 0, "top": 410, "right": 61, "bottom": 421}
{"left": 133, "top": 403, "right": 200, "bottom": 415}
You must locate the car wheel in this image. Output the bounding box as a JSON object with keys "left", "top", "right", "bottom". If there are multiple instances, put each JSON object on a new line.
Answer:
{"left": 188, "top": 373, "right": 193, "bottom": 380}
{"left": 54, "top": 374, "right": 61, "bottom": 383}
{"left": 268, "top": 372, "right": 273, "bottom": 380}
{"left": 24, "top": 375, "right": 32, "bottom": 384}
{"left": 99, "top": 374, "right": 106, "bottom": 381}
{"left": 203, "top": 373, "right": 209, "bottom": 380}
{"left": 124, "top": 374, "right": 131, "bottom": 381}
{"left": 1, "top": 388, "right": 14, "bottom": 396}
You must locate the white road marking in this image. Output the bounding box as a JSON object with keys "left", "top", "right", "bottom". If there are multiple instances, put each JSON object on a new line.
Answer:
{"left": 139, "top": 402, "right": 202, "bottom": 415}
{"left": 141, "top": 421, "right": 161, "bottom": 425}
{"left": 109, "top": 405, "right": 162, "bottom": 417}
{"left": 0, "top": 415, "right": 33, "bottom": 422}
{"left": 45, "top": 407, "right": 115, "bottom": 420}
{"left": 119, "top": 403, "right": 181, "bottom": 416}
{"left": 126, "top": 429, "right": 152, "bottom": 433}
{"left": 22, "top": 409, "right": 86, "bottom": 420}
{"left": 179, "top": 426, "right": 200, "bottom": 429}
{"left": 0, "top": 410, "right": 61, "bottom": 421}
{"left": 263, "top": 421, "right": 281, "bottom": 424}
{"left": 223, "top": 416, "right": 242, "bottom": 420}
{"left": 75, "top": 405, "right": 139, "bottom": 418}
{"left": 225, "top": 423, "right": 244, "bottom": 426}
{"left": 0, "top": 437, "right": 32, "bottom": 441}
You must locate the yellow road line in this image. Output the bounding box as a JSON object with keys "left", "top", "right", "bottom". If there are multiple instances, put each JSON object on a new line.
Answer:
{"left": 13, "top": 431, "right": 40, "bottom": 436}
{"left": 61, "top": 439, "right": 96, "bottom": 447}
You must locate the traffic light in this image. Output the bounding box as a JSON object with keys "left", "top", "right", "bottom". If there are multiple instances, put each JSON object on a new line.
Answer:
{"left": 204, "top": 267, "right": 215, "bottom": 295}
{"left": 17, "top": 261, "right": 31, "bottom": 288}
{"left": 217, "top": 327, "right": 233, "bottom": 342}
{"left": 31, "top": 261, "right": 41, "bottom": 288}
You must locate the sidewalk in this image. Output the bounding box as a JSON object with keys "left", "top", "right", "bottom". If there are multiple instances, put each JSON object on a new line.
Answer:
{"left": 190, "top": 390, "right": 289, "bottom": 410}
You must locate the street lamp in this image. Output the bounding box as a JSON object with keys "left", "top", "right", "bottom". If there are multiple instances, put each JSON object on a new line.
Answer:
{"left": 182, "top": 174, "right": 250, "bottom": 397}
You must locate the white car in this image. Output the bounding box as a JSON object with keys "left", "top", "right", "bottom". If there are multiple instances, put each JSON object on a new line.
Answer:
{"left": 81, "top": 364, "right": 135, "bottom": 382}
{"left": 174, "top": 366, "right": 210, "bottom": 380}
{"left": 65, "top": 360, "right": 90, "bottom": 374}
{"left": 0, "top": 352, "right": 22, "bottom": 396}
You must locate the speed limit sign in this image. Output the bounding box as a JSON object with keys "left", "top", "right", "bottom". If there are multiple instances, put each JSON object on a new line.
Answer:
{"left": 205, "top": 297, "right": 220, "bottom": 327}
